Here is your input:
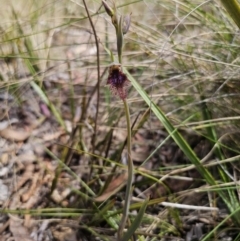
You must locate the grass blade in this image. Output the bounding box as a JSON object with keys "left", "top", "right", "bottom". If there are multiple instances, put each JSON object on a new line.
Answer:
{"left": 121, "top": 198, "right": 149, "bottom": 241}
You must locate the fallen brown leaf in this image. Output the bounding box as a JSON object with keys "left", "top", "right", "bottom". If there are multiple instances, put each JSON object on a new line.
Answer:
{"left": 94, "top": 172, "right": 128, "bottom": 202}
{"left": 0, "top": 128, "right": 31, "bottom": 141}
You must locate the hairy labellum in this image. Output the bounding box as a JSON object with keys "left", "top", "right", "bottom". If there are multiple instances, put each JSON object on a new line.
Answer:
{"left": 107, "top": 64, "right": 129, "bottom": 100}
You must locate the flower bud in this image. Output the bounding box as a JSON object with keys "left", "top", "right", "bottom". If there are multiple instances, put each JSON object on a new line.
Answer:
{"left": 102, "top": 0, "right": 114, "bottom": 17}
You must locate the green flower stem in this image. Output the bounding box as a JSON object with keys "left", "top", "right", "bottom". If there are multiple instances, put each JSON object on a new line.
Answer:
{"left": 116, "top": 15, "right": 133, "bottom": 237}
{"left": 117, "top": 99, "right": 133, "bottom": 240}
{"left": 103, "top": 1, "right": 133, "bottom": 237}
{"left": 117, "top": 16, "right": 123, "bottom": 64}
{"left": 221, "top": 0, "right": 240, "bottom": 29}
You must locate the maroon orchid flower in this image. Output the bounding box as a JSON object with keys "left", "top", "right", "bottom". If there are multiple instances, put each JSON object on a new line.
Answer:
{"left": 107, "top": 64, "right": 129, "bottom": 100}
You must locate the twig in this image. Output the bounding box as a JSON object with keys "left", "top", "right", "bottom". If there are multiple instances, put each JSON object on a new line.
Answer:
{"left": 82, "top": 0, "right": 100, "bottom": 153}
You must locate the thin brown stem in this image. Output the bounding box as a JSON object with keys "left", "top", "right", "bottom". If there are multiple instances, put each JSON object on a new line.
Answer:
{"left": 82, "top": 0, "right": 100, "bottom": 153}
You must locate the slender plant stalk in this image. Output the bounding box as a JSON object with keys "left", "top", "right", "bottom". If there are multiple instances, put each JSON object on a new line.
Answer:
{"left": 117, "top": 15, "right": 123, "bottom": 64}
{"left": 117, "top": 99, "right": 133, "bottom": 240}
{"left": 102, "top": 1, "right": 133, "bottom": 238}
{"left": 82, "top": 0, "right": 100, "bottom": 153}
{"left": 116, "top": 26, "right": 133, "bottom": 241}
